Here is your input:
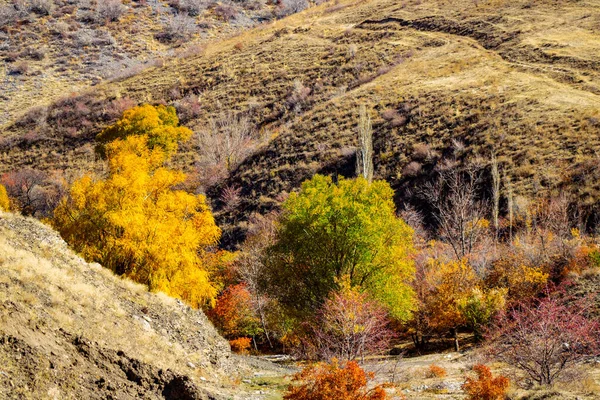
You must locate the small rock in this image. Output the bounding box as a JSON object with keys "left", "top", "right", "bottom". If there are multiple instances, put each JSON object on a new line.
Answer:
{"left": 187, "top": 362, "right": 196, "bottom": 369}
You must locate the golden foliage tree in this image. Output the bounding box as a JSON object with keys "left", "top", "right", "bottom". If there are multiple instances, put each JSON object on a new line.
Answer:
{"left": 96, "top": 104, "right": 192, "bottom": 157}
{"left": 425, "top": 259, "right": 505, "bottom": 351}
{"left": 53, "top": 106, "right": 222, "bottom": 308}
{"left": 0, "top": 183, "right": 10, "bottom": 211}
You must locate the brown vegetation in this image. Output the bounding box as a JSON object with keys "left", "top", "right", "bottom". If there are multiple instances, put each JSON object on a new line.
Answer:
{"left": 2, "top": 0, "right": 600, "bottom": 247}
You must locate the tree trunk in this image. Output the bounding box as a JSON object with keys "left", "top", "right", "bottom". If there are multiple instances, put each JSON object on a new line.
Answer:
{"left": 452, "top": 328, "right": 460, "bottom": 352}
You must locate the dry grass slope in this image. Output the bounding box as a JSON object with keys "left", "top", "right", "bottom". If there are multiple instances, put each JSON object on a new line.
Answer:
{"left": 2, "top": 0, "right": 600, "bottom": 243}
{"left": 0, "top": 211, "right": 248, "bottom": 399}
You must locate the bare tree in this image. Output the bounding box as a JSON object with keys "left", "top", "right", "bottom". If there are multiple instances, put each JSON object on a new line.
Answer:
{"left": 420, "top": 163, "right": 489, "bottom": 260}
{"left": 196, "top": 112, "right": 255, "bottom": 173}
{"left": 355, "top": 105, "right": 373, "bottom": 182}
{"left": 1, "top": 168, "right": 48, "bottom": 216}
{"left": 310, "top": 284, "right": 395, "bottom": 362}
{"left": 491, "top": 154, "right": 500, "bottom": 232}
{"left": 236, "top": 212, "right": 279, "bottom": 348}
{"left": 505, "top": 174, "right": 514, "bottom": 240}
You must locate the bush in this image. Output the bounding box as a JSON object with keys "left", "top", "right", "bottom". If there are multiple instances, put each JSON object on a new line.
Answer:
{"left": 9, "top": 61, "right": 29, "bottom": 75}
{"left": 488, "top": 295, "right": 599, "bottom": 385}
{"left": 427, "top": 365, "right": 447, "bottom": 378}
{"left": 462, "top": 364, "right": 509, "bottom": 400}
{"left": 28, "top": 0, "right": 55, "bottom": 15}
{"left": 276, "top": 0, "right": 308, "bottom": 18}
{"left": 229, "top": 337, "right": 252, "bottom": 354}
{"left": 213, "top": 4, "right": 237, "bottom": 21}
{"left": 169, "top": 0, "right": 204, "bottom": 16}
{"left": 96, "top": 0, "right": 126, "bottom": 23}
{"left": 156, "top": 13, "right": 196, "bottom": 42}
{"left": 0, "top": 5, "right": 20, "bottom": 28}
{"left": 284, "top": 360, "right": 389, "bottom": 400}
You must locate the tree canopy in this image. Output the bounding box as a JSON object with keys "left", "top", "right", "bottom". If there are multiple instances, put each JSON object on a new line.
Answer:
{"left": 95, "top": 104, "right": 192, "bottom": 158}
{"left": 262, "top": 175, "right": 415, "bottom": 321}
{"left": 53, "top": 105, "right": 222, "bottom": 308}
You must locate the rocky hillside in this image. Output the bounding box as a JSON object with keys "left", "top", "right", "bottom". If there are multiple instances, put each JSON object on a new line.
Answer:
{"left": 2, "top": 0, "right": 600, "bottom": 243}
{"left": 0, "top": 0, "right": 302, "bottom": 126}
{"left": 0, "top": 211, "right": 281, "bottom": 399}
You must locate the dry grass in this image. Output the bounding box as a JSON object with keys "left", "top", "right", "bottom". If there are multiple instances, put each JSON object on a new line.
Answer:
{"left": 2, "top": 0, "right": 600, "bottom": 244}
{"left": 0, "top": 211, "right": 234, "bottom": 396}
{"left": 362, "top": 351, "right": 600, "bottom": 399}
{"left": 0, "top": 0, "right": 285, "bottom": 128}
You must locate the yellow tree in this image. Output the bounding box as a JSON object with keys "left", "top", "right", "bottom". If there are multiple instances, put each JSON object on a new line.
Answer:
{"left": 0, "top": 184, "right": 10, "bottom": 211}
{"left": 95, "top": 104, "right": 192, "bottom": 157}
{"left": 53, "top": 106, "right": 223, "bottom": 308}
{"left": 425, "top": 259, "right": 505, "bottom": 351}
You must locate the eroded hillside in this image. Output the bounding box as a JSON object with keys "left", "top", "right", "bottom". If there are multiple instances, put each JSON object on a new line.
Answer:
{"left": 0, "top": 211, "right": 284, "bottom": 399}
{"left": 2, "top": 0, "right": 600, "bottom": 243}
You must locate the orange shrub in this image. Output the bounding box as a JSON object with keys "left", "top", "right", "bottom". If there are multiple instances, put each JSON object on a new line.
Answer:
{"left": 208, "top": 283, "right": 261, "bottom": 339}
{"left": 462, "top": 364, "right": 509, "bottom": 400}
{"left": 427, "top": 364, "right": 447, "bottom": 378}
{"left": 284, "top": 360, "right": 391, "bottom": 400}
{"left": 229, "top": 337, "right": 252, "bottom": 354}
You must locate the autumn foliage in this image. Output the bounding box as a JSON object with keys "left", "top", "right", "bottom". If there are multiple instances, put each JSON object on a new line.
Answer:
{"left": 462, "top": 364, "right": 509, "bottom": 400}
{"left": 95, "top": 104, "right": 192, "bottom": 157}
{"left": 53, "top": 105, "right": 225, "bottom": 308}
{"left": 284, "top": 360, "right": 389, "bottom": 400}
{"left": 262, "top": 175, "right": 415, "bottom": 322}
{"left": 308, "top": 281, "right": 395, "bottom": 361}
{"left": 427, "top": 364, "right": 447, "bottom": 378}
{"left": 0, "top": 184, "right": 9, "bottom": 211}
{"left": 208, "top": 283, "right": 261, "bottom": 340}
{"left": 229, "top": 337, "right": 252, "bottom": 354}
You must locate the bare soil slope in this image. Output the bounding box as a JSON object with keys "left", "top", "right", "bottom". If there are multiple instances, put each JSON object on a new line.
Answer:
{"left": 0, "top": 211, "right": 261, "bottom": 399}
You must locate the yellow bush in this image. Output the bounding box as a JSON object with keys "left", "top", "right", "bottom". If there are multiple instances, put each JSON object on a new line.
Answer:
{"left": 0, "top": 184, "right": 9, "bottom": 211}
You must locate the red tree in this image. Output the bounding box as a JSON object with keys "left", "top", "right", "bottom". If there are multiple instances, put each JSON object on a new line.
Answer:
{"left": 488, "top": 295, "right": 599, "bottom": 385}
{"left": 207, "top": 283, "right": 262, "bottom": 342}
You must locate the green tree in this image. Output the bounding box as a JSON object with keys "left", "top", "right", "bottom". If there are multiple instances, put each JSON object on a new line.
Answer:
{"left": 262, "top": 175, "right": 415, "bottom": 321}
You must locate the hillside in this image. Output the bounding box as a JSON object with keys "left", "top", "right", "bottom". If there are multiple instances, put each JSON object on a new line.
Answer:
{"left": 0, "top": 211, "right": 286, "bottom": 399}
{"left": 2, "top": 0, "right": 600, "bottom": 243}
{"left": 0, "top": 0, "right": 300, "bottom": 126}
